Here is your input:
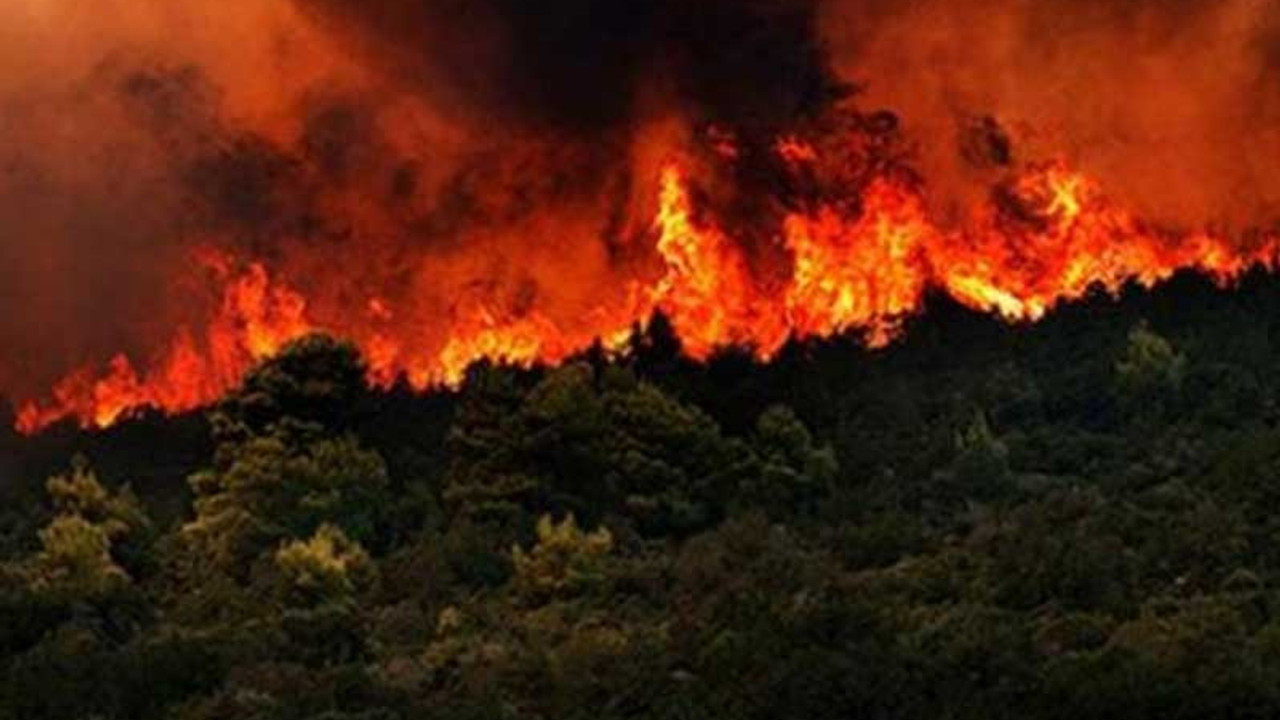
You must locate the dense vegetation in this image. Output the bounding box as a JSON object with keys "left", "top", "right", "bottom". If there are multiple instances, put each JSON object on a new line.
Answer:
{"left": 6, "top": 270, "right": 1280, "bottom": 719}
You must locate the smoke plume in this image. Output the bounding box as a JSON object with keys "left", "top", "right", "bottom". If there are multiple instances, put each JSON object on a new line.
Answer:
{"left": 822, "top": 0, "right": 1280, "bottom": 231}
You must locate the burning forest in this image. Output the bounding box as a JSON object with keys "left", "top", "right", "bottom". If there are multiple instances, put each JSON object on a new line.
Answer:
{"left": 15, "top": 3, "right": 1280, "bottom": 719}
{"left": 5, "top": 0, "right": 1280, "bottom": 433}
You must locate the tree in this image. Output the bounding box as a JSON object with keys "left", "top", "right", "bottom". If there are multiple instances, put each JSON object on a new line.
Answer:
{"left": 445, "top": 363, "right": 756, "bottom": 536}
{"left": 45, "top": 456, "right": 153, "bottom": 574}
{"left": 741, "top": 405, "right": 838, "bottom": 517}
{"left": 210, "top": 334, "right": 370, "bottom": 443}
{"left": 30, "top": 515, "right": 129, "bottom": 600}
{"left": 511, "top": 514, "right": 613, "bottom": 603}
{"left": 1115, "top": 322, "right": 1186, "bottom": 417}
{"left": 26, "top": 458, "right": 150, "bottom": 601}
{"left": 948, "top": 410, "right": 1014, "bottom": 502}
{"left": 275, "top": 523, "right": 374, "bottom": 609}
{"left": 185, "top": 434, "right": 390, "bottom": 576}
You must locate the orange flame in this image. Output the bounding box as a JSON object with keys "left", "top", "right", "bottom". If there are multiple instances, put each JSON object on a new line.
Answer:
{"left": 14, "top": 142, "right": 1279, "bottom": 434}
{"left": 650, "top": 166, "right": 787, "bottom": 357}
{"left": 784, "top": 179, "right": 934, "bottom": 346}
{"left": 16, "top": 259, "right": 311, "bottom": 432}
{"left": 937, "top": 163, "right": 1276, "bottom": 320}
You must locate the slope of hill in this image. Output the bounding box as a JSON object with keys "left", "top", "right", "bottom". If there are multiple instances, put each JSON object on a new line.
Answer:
{"left": 4, "top": 269, "right": 1280, "bottom": 719}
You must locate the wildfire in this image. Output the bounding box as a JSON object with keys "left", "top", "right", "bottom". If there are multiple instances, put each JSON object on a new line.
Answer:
{"left": 13, "top": 140, "right": 1279, "bottom": 434}
{"left": 15, "top": 259, "right": 311, "bottom": 433}
{"left": 783, "top": 179, "right": 934, "bottom": 346}
{"left": 650, "top": 166, "right": 787, "bottom": 358}
{"left": 935, "top": 163, "right": 1277, "bottom": 321}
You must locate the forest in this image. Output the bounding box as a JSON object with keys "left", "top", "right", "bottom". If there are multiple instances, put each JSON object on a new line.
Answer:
{"left": 4, "top": 269, "right": 1280, "bottom": 719}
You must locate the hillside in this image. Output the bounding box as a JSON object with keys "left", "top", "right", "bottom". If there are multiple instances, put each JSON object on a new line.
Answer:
{"left": 4, "top": 269, "right": 1280, "bottom": 719}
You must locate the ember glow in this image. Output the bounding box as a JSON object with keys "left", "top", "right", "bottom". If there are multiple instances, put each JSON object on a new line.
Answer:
{"left": 6, "top": 0, "right": 1280, "bottom": 433}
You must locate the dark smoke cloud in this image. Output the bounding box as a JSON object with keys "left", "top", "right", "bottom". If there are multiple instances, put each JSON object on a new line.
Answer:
{"left": 822, "top": 0, "right": 1280, "bottom": 232}
{"left": 0, "top": 2, "right": 340, "bottom": 396}
{"left": 288, "top": 0, "right": 852, "bottom": 260}
{"left": 293, "top": 0, "right": 842, "bottom": 135}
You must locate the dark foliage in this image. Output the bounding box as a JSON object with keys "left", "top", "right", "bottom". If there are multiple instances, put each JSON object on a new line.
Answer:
{"left": 6, "top": 270, "right": 1280, "bottom": 718}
